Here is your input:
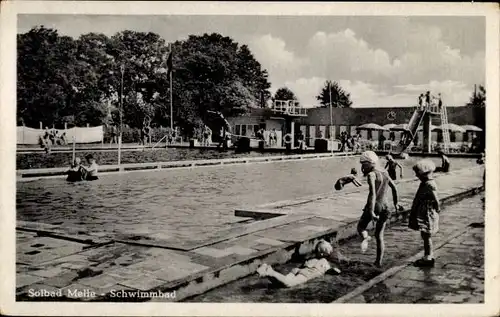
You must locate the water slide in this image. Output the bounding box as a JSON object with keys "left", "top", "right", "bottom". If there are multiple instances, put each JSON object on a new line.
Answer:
{"left": 393, "top": 108, "right": 427, "bottom": 154}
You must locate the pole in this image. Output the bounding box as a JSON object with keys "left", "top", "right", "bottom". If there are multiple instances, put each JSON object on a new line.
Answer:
{"left": 72, "top": 136, "right": 76, "bottom": 163}
{"left": 169, "top": 43, "right": 174, "bottom": 131}
{"left": 118, "top": 64, "right": 124, "bottom": 167}
{"left": 329, "top": 82, "right": 333, "bottom": 154}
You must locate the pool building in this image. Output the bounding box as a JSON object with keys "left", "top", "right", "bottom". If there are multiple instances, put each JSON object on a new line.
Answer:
{"left": 226, "top": 102, "right": 485, "bottom": 152}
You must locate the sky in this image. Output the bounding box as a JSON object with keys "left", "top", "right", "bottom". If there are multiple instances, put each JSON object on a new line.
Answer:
{"left": 18, "top": 15, "right": 485, "bottom": 108}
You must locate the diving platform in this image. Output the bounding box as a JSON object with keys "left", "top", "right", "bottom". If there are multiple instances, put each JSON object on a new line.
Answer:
{"left": 270, "top": 100, "right": 308, "bottom": 117}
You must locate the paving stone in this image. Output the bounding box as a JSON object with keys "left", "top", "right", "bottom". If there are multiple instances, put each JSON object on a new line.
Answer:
{"left": 124, "top": 259, "right": 166, "bottom": 273}
{"left": 118, "top": 275, "right": 167, "bottom": 291}
{"left": 30, "top": 266, "right": 70, "bottom": 278}
{"left": 150, "top": 267, "right": 195, "bottom": 282}
{"left": 105, "top": 267, "right": 146, "bottom": 282}
{"left": 17, "top": 274, "right": 44, "bottom": 288}
{"left": 42, "top": 270, "right": 80, "bottom": 288}
{"left": 17, "top": 249, "right": 63, "bottom": 265}
{"left": 192, "top": 247, "right": 234, "bottom": 258}
{"left": 254, "top": 237, "right": 284, "bottom": 246}
{"left": 224, "top": 246, "right": 257, "bottom": 256}
{"left": 78, "top": 274, "right": 121, "bottom": 289}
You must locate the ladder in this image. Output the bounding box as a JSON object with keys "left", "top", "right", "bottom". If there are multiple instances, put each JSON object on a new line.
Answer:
{"left": 440, "top": 101, "right": 451, "bottom": 153}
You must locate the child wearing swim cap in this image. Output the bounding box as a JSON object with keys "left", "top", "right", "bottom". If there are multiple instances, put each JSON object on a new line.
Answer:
{"left": 256, "top": 240, "right": 341, "bottom": 287}
{"left": 409, "top": 159, "right": 440, "bottom": 267}
{"left": 358, "top": 151, "right": 403, "bottom": 267}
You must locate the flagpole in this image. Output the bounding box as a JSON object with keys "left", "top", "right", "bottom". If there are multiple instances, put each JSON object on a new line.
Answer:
{"left": 169, "top": 43, "right": 173, "bottom": 131}
{"left": 118, "top": 64, "right": 124, "bottom": 168}
{"left": 329, "top": 81, "right": 333, "bottom": 155}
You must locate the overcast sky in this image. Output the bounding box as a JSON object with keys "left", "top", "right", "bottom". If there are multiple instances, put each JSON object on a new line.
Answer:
{"left": 18, "top": 15, "right": 485, "bottom": 108}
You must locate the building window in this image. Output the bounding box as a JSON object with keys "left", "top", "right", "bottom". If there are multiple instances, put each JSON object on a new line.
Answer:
{"left": 235, "top": 125, "right": 241, "bottom": 136}
{"left": 450, "top": 132, "right": 456, "bottom": 142}
{"left": 241, "top": 124, "right": 247, "bottom": 136}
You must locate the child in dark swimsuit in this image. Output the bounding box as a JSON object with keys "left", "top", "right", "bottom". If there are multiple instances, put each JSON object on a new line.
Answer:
{"left": 334, "top": 168, "right": 362, "bottom": 190}
{"left": 384, "top": 155, "right": 403, "bottom": 180}
{"left": 66, "top": 157, "right": 84, "bottom": 182}
{"left": 434, "top": 150, "right": 450, "bottom": 173}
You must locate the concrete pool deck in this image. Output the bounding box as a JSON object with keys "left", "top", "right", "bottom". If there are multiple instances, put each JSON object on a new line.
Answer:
{"left": 15, "top": 166, "right": 484, "bottom": 302}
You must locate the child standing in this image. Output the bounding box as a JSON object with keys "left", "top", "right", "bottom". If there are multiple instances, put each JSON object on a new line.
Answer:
{"left": 408, "top": 160, "right": 440, "bottom": 267}
{"left": 358, "top": 151, "right": 402, "bottom": 268}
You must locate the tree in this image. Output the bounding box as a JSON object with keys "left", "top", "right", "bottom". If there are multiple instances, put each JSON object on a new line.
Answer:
{"left": 17, "top": 28, "right": 271, "bottom": 136}
{"left": 274, "top": 87, "right": 298, "bottom": 102}
{"left": 465, "top": 85, "right": 486, "bottom": 151}
{"left": 107, "top": 31, "right": 171, "bottom": 128}
{"left": 465, "top": 85, "right": 486, "bottom": 108}
{"left": 17, "top": 27, "right": 109, "bottom": 127}
{"left": 170, "top": 33, "right": 271, "bottom": 135}
{"left": 316, "top": 80, "right": 352, "bottom": 108}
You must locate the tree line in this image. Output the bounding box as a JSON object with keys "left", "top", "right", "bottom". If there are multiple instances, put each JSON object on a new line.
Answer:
{"left": 17, "top": 26, "right": 485, "bottom": 137}
{"left": 17, "top": 27, "right": 271, "bottom": 136}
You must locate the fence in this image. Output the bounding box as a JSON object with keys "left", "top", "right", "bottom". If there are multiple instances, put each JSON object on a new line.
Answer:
{"left": 17, "top": 126, "right": 104, "bottom": 145}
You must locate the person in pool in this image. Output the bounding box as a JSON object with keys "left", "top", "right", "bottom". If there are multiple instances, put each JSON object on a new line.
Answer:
{"left": 66, "top": 157, "right": 84, "bottom": 182}
{"left": 434, "top": 150, "right": 450, "bottom": 173}
{"left": 256, "top": 240, "right": 341, "bottom": 288}
{"left": 334, "top": 168, "right": 363, "bottom": 190}
{"left": 384, "top": 155, "right": 403, "bottom": 181}
{"left": 80, "top": 154, "right": 99, "bottom": 181}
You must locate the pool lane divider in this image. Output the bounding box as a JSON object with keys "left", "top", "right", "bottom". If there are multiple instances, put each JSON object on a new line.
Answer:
{"left": 16, "top": 152, "right": 358, "bottom": 181}
{"left": 15, "top": 167, "right": 484, "bottom": 302}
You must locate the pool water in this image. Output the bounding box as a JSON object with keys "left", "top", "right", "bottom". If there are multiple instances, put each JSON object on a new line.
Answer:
{"left": 16, "top": 156, "right": 477, "bottom": 242}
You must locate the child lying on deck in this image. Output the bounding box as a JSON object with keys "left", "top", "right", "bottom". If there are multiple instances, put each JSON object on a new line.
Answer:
{"left": 256, "top": 240, "right": 342, "bottom": 288}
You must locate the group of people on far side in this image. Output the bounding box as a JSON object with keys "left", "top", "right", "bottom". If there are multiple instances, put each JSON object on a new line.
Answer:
{"left": 257, "top": 151, "right": 447, "bottom": 287}
{"left": 66, "top": 154, "right": 99, "bottom": 182}
{"left": 39, "top": 127, "right": 68, "bottom": 153}
{"left": 418, "top": 91, "right": 443, "bottom": 110}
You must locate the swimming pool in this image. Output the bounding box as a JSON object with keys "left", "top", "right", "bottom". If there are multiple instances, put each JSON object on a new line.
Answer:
{"left": 16, "top": 156, "right": 477, "bottom": 242}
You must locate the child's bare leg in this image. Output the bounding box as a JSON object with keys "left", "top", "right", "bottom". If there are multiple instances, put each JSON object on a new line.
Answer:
{"left": 374, "top": 220, "right": 387, "bottom": 267}
{"left": 421, "top": 232, "right": 433, "bottom": 259}
{"left": 261, "top": 266, "right": 301, "bottom": 288}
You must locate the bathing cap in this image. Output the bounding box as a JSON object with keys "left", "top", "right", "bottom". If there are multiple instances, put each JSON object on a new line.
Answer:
{"left": 386, "top": 154, "right": 393, "bottom": 160}
{"left": 413, "top": 159, "right": 435, "bottom": 174}
{"left": 316, "top": 240, "right": 333, "bottom": 255}
{"left": 360, "top": 151, "right": 379, "bottom": 165}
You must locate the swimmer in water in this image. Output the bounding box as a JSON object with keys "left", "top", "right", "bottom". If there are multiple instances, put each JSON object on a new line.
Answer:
{"left": 80, "top": 154, "right": 99, "bottom": 181}
{"left": 256, "top": 240, "right": 341, "bottom": 288}
{"left": 334, "top": 168, "right": 362, "bottom": 190}
{"left": 434, "top": 150, "right": 450, "bottom": 173}
{"left": 384, "top": 155, "right": 403, "bottom": 181}
{"left": 66, "top": 157, "right": 84, "bottom": 182}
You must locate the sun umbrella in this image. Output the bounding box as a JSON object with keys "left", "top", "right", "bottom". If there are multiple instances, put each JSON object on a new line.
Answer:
{"left": 461, "top": 125, "right": 483, "bottom": 132}
{"left": 434, "top": 123, "right": 466, "bottom": 133}
{"left": 390, "top": 123, "right": 409, "bottom": 131}
{"left": 417, "top": 124, "right": 437, "bottom": 131}
{"left": 357, "top": 123, "right": 388, "bottom": 131}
